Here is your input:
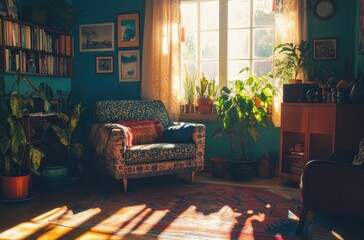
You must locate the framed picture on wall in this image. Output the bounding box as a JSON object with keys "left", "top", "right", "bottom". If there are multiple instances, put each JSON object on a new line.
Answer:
{"left": 117, "top": 13, "right": 140, "bottom": 48}
{"left": 313, "top": 38, "right": 337, "bottom": 60}
{"left": 96, "top": 56, "right": 114, "bottom": 74}
{"left": 118, "top": 50, "right": 140, "bottom": 82}
{"left": 79, "top": 23, "right": 114, "bottom": 52}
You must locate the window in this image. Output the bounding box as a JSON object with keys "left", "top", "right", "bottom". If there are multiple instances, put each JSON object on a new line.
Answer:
{"left": 181, "top": 0, "right": 275, "bottom": 87}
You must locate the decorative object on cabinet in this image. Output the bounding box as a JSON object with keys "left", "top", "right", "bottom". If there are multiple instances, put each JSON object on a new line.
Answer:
{"left": 283, "top": 83, "right": 319, "bottom": 103}
{"left": 79, "top": 23, "right": 114, "bottom": 52}
{"left": 117, "top": 13, "right": 139, "bottom": 48}
{"left": 96, "top": 56, "right": 113, "bottom": 74}
{"left": 0, "top": 15, "right": 73, "bottom": 77}
{"left": 0, "top": 70, "right": 50, "bottom": 200}
{"left": 273, "top": 40, "right": 311, "bottom": 84}
{"left": 313, "top": 38, "right": 336, "bottom": 60}
{"left": 118, "top": 50, "right": 140, "bottom": 82}
{"left": 279, "top": 103, "right": 364, "bottom": 182}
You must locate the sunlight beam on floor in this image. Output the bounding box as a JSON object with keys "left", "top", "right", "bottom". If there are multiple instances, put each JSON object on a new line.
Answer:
{"left": 0, "top": 206, "right": 68, "bottom": 240}
{"left": 37, "top": 208, "right": 101, "bottom": 240}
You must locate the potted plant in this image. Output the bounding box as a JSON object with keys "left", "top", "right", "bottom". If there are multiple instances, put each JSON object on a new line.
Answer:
{"left": 196, "top": 73, "right": 217, "bottom": 114}
{"left": 46, "top": 101, "right": 84, "bottom": 186}
{"left": 182, "top": 67, "right": 197, "bottom": 113}
{"left": 0, "top": 70, "right": 49, "bottom": 199}
{"left": 273, "top": 40, "right": 310, "bottom": 84}
{"left": 214, "top": 68, "right": 275, "bottom": 181}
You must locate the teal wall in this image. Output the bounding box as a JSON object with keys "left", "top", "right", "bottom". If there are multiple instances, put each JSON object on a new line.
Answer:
{"left": 308, "top": 0, "right": 357, "bottom": 82}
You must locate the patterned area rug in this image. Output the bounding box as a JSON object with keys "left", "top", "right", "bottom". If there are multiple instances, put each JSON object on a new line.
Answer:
{"left": 44, "top": 179, "right": 344, "bottom": 240}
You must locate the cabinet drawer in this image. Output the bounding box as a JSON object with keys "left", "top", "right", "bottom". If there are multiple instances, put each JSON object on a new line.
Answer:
{"left": 281, "top": 105, "right": 308, "bottom": 132}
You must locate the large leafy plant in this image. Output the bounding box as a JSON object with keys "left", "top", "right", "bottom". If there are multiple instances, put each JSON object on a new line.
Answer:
{"left": 0, "top": 70, "right": 50, "bottom": 176}
{"left": 215, "top": 68, "right": 275, "bottom": 160}
{"left": 49, "top": 102, "right": 84, "bottom": 167}
{"left": 273, "top": 40, "right": 310, "bottom": 84}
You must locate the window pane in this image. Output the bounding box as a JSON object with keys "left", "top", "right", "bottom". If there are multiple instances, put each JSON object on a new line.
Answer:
{"left": 253, "top": 60, "right": 272, "bottom": 77}
{"left": 182, "top": 32, "right": 197, "bottom": 61}
{"left": 201, "top": 31, "right": 218, "bottom": 60}
{"left": 181, "top": 2, "right": 197, "bottom": 31}
{"left": 228, "top": 60, "right": 249, "bottom": 83}
{"left": 201, "top": 1, "right": 219, "bottom": 30}
{"left": 253, "top": 0, "right": 275, "bottom": 26}
{"left": 228, "top": 0, "right": 250, "bottom": 28}
{"left": 228, "top": 29, "right": 249, "bottom": 59}
{"left": 201, "top": 62, "right": 219, "bottom": 82}
{"left": 253, "top": 28, "right": 274, "bottom": 58}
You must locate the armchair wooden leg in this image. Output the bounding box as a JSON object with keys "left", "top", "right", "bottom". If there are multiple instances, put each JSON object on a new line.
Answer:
{"left": 296, "top": 208, "right": 308, "bottom": 235}
{"left": 190, "top": 171, "right": 195, "bottom": 182}
{"left": 123, "top": 178, "right": 128, "bottom": 192}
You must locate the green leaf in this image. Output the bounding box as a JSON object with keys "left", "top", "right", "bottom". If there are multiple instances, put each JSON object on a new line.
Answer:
{"left": 7, "top": 118, "right": 26, "bottom": 154}
{"left": 30, "top": 146, "right": 44, "bottom": 175}
{"left": 10, "top": 92, "right": 23, "bottom": 119}
{"left": 50, "top": 124, "right": 69, "bottom": 146}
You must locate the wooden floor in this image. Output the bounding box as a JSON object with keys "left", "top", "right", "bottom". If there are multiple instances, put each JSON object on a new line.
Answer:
{"left": 0, "top": 170, "right": 361, "bottom": 239}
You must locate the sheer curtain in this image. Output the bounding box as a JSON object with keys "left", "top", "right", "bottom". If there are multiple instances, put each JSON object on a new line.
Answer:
{"left": 142, "top": 0, "right": 181, "bottom": 121}
{"left": 272, "top": 0, "right": 308, "bottom": 127}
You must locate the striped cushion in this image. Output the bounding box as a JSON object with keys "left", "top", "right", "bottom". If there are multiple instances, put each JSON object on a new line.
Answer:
{"left": 118, "top": 120, "right": 157, "bottom": 145}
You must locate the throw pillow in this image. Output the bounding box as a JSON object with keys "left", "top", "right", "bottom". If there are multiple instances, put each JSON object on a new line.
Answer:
{"left": 118, "top": 120, "right": 158, "bottom": 145}
{"left": 154, "top": 118, "right": 164, "bottom": 141}
{"left": 161, "top": 124, "right": 195, "bottom": 143}
{"left": 353, "top": 138, "right": 364, "bottom": 166}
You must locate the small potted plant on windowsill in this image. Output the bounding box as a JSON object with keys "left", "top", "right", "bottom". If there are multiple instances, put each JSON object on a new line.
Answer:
{"left": 214, "top": 68, "right": 275, "bottom": 181}
{"left": 196, "top": 73, "right": 219, "bottom": 114}
{"left": 182, "top": 67, "right": 197, "bottom": 113}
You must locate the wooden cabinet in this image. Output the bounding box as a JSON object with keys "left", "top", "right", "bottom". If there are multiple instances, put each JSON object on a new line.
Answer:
{"left": 279, "top": 103, "right": 364, "bottom": 182}
{"left": 0, "top": 16, "right": 73, "bottom": 77}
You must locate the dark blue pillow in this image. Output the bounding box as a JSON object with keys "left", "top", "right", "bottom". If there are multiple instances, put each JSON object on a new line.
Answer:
{"left": 161, "top": 124, "right": 195, "bottom": 143}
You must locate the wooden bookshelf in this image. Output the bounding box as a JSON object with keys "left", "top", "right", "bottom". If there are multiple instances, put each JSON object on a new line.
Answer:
{"left": 0, "top": 16, "right": 73, "bottom": 77}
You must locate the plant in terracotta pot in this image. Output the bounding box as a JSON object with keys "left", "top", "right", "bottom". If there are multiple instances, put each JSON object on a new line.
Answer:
{"left": 0, "top": 70, "right": 50, "bottom": 199}
{"left": 182, "top": 67, "right": 197, "bottom": 113}
{"left": 214, "top": 68, "right": 275, "bottom": 180}
{"left": 196, "top": 73, "right": 217, "bottom": 114}
{"left": 273, "top": 40, "right": 311, "bottom": 84}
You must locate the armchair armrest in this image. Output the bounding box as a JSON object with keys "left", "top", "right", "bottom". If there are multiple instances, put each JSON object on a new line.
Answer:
{"left": 301, "top": 160, "right": 364, "bottom": 217}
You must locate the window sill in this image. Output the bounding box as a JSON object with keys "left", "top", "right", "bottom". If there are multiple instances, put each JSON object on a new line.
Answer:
{"left": 179, "top": 113, "right": 218, "bottom": 122}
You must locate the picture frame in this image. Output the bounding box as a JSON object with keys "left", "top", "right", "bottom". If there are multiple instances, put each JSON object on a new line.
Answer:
{"left": 0, "top": 0, "right": 8, "bottom": 16}
{"left": 79, "top": 23, "right": 114, "bottom": 52}
{"left": 118, "top": 50, "right": 140, "bottom": 82}
{"left": 96, "top": 56, "right": 114, "bottom": 74}
{"left": 117, "top": 13, "right": 140, "bottom": 48}
{"left": 313, "top": 38, "right": 337, "bottom": 60}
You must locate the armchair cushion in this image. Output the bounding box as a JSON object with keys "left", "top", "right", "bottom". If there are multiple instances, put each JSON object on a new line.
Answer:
{"left": 118, "top": 119, "right": 158, "bottom": 145}
{"left": 161, "top": 124, "right": 195, "bottom": 143}
{"left": 124, "top": 143, "right": 196, "bottom": 164}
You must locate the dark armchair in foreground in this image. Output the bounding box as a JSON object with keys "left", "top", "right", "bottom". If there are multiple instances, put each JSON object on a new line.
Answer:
{"left": 296, "top": 151, "right": 364, "bottom": 235}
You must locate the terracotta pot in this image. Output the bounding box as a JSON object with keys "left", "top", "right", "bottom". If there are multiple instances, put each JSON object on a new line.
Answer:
{"left": 198, "top": 98, "right": 214, "bottom": 114}
{"left": 0, "top": 175, "right": 30, "bottom": 199}
{"left": 210, "top": 157, "right": 229, "bottom": 178}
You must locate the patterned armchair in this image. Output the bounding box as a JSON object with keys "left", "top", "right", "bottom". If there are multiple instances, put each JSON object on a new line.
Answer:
{"left": 90, "top": 100, "right": 205, "bottom": 191}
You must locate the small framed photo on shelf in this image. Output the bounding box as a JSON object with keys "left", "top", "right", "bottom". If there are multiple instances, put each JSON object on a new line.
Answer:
{"left": 313, "top": 38, "right": 337, "bottom": 60}
{"left": 79, "top": 23, "right": 114, "bottom": 52}
{"left": 118, "top": 50, "right": 140, "bottom": 82}
{"left": 96, "top": 56, "right": 114, "bottom": 74}
{"left": 6, "top": 0, "right": 17, "bottom": 19}
{"left": 117, "top": 13, "right": 140, "bottom": 48}
{"left": 0, "top": 0, "right": 8, "bottom": 16}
